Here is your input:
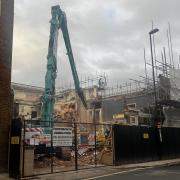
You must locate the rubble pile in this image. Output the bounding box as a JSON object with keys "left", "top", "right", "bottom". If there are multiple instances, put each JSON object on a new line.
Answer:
{"left": 55, "top": 103, "right": 76, "bottom": 122}
{"left": 96, "top": 147, "right": 113, "bottom": 165}
{"left": 34, "top": 157, "right": 51, "bottom": 168}
{"left": 34, "top": 156, "right": 74, "bottom": 168}
{"left": 53, "top": 157, "right": 73, "bottom": 167}
{"left": 74, "top": 146, "right": 112, "bottom": 166}
{"left": 77, "top": 147, "right": 95, "bottom": 166}
{"left": 34, "top": 146, "right": 113, "bottom": 169}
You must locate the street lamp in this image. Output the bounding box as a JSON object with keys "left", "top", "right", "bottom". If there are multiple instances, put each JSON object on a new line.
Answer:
{"left": 149, "top": 28, "right": 159, "bottom": 35}
{"left": 149, "top": 29, "right": 163, "bottom": 148}
{"left": 149, "top": 28, "right": 159, "bottom": 108}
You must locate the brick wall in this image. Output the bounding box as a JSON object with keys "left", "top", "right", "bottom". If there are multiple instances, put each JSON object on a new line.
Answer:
{"left": 0, "top": 0, "right": 14, "bottom": 172}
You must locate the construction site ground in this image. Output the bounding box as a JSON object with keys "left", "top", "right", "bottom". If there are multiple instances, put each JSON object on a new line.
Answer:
{"left": 1, "top": 158, "right": 180, "bottom": 180}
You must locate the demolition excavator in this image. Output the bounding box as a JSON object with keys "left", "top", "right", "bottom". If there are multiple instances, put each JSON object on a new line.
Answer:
{"left": 41, "top": 5, "right": 86, "bottom": 126}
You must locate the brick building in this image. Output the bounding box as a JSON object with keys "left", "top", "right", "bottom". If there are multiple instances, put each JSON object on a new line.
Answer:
{"left": 0, "top": 0, "right": 14, "bottom": 172}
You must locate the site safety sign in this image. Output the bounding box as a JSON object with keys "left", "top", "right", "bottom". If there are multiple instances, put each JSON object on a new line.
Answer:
{"left": 53, "top": 127, "right": 73, "bottom": 147}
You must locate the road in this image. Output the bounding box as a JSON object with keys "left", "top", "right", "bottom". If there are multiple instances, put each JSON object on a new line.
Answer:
{"left": 88, "top": 165, "right": 180, "bottom": 180}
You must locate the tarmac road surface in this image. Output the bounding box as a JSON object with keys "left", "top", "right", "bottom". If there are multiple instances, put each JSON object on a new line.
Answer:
{"left": 87, "top": 165, "right": 180, "bottom": 180}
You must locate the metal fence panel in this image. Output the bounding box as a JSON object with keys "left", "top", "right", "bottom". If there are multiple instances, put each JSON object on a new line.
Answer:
{"left": 21, "top": 120, "right": 112, "bottom": 178}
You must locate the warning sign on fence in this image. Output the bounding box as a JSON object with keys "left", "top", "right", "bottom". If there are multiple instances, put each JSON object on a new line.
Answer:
{"left": 53, "top": 127, "right": 72, "bottom": 147}
{"left": 11, "top": 136, "right": 20, "bottom": 144}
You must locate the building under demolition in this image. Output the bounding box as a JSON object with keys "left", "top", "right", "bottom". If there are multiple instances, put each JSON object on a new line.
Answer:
{"left": 1, "top": 0, "right": 180, "bottom": 177}
{"left": 12, "top": 65, "right": 180, "bottom": 128}
{"left": 10, "top": 66, "right": 180, "bottom": 177}
{"left": 12, "top": 82, "right": 44, "bottom": 119}
{"left": 12, "top": 82, "right": 101, "bottom": 123}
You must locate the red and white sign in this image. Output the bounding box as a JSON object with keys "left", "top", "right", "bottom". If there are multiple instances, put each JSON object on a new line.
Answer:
{"left": 22, "top": 128, "right": 51, "bottom": 146}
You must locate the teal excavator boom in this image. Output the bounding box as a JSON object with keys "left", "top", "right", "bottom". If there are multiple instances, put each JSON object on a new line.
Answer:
{"left": 41, "top": 5, "right": 86, "bottom": 125}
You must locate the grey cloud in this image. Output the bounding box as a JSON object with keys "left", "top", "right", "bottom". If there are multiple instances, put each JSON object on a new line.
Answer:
{"left": 12, "top": 0, "right": 180, "bottom": 88}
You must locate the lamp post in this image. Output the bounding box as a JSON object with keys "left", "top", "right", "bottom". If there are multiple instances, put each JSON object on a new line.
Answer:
{"left": 149, "top": 28, "right": 159, "bottom": 108}
{"left": 149, "top": 29, "right": 163, "bottom": 155}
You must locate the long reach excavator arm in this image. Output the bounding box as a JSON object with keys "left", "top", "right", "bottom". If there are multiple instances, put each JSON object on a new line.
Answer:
{"left": 41, "top": 5, "right": 86, "bottom": 125}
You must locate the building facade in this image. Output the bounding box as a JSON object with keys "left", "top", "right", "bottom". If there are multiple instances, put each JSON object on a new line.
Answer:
{"left": 12, "top": 83, "right": 102, "bottom": 124}
{"left": 55, "top": 86, "right": 102, "bottom": 123}
{"left": 12, "top": 83, "right": 44, "bottom": 119}
{"left": 102, "top": 93, "right": 154, "bottom": 125}
{"left": 12, "top": 82, "right": 155, "bottom": 126}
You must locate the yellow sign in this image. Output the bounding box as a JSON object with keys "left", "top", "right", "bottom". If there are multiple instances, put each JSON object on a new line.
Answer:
{"left": 157, "top": 125, "right": 161, "bottom": 129}
{"left": 113, "top": 113, "right": 124, "bottom": 120}
{"left": 143, "top": 133, "right": 149, "bottom": 139}
{"left": 157, "top": 122, "right": 161, "bottom": 129}
{"left": 11, "top": 136, "right": 20, "bottom": 144}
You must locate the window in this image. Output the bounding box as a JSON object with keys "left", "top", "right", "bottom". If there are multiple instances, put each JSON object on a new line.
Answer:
{"left": 88, "top": 109, "right": 101, "bottom": 123}
{"left": 89, "top": 110, "right": 93, "bottom": 121}
{"left": 127, "top": 103, "right": 136, "bottom": 109}
{"left": 130, "top": 116, "right": 138, "bottom": 125}
{"left": 80, "top": 135, "right": 88, "bottom": 144}
{"left": 130, "top": 116, "right": 136, "bottom": 124}
{"left": 20, "top": 106, "right": 24, "bottom": 113}
{"left": 95, "top": 110, "right": 100, "bottom": 123}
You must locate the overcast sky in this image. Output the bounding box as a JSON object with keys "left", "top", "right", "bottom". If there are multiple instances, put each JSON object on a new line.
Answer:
{"left": 12, "top": 0, "right": 180, "bottom": 89}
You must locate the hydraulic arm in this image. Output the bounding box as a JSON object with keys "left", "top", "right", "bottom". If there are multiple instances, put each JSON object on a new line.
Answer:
{"left": 41, "top": 5, "right": 86, "bottom": 125}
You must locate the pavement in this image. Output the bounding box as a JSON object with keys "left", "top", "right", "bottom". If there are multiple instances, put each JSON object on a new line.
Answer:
{"left": 93, "top": 164, "right": 180, "bottom": 180}
{"left": 1, "top": 158, "right": 180, "bottom": 180}
{"left": 0, "top": 173, "right": 14, "bottom": 180}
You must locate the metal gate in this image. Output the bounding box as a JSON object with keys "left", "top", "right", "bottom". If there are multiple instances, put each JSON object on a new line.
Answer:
{"left": 21, "top": 120, "right": 113, "bottom": 178}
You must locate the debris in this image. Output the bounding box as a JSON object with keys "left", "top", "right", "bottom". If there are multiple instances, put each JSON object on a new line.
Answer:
{"left": 34, "top": 146, "right": 113, "bottom": 169}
